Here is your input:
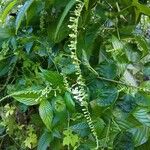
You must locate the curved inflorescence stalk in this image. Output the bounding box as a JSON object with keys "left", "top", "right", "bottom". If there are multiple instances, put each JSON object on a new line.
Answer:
{"left": 63, "top": 0, "right": 99, "bottom": 149}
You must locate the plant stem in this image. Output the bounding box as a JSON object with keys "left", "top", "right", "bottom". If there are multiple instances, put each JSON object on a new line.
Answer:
{"left": 86, "top": 64, "right": 150, "bottom": 93}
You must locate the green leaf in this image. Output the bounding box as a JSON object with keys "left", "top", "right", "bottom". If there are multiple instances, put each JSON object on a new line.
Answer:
{"left": 117, "top": 95, "right": 137, "bottom": 114}
{"left": 113, "top": 131, "right": 134, "bottom": 150}
{"left": 39, "top": 100, "right": 53, "bottom": 130}
{"left": 24, "top": 132, "right": 37, "bottom": 149}
{"left": 1, "top": 0, "right": 18, "bottom": 23}
{"left": 136, "top": 139, "right": 150, "bottom": 150}
{"left": 133, "top": 107, "right": 150, "bottom": 127}
{"left": 61, "top": 64, "right": 76, "bottom": 75}
{"left": 123, "top": 69, "right": 138, "bottom": 86}
{"left": 111, "top": 35, "right": 123, "bottom": 51}
{"left": 54, "top": 96, "right": 66, "bottom": 112}
{"left": 11, "top": 89, "right": 42, "bottom": 106}
{"left": 115, "top": 118, "right": 135, "bottom": 130}
{"left": 119, "top": 25, "right": 135, "bottom": 36}
{"left": 133, "top": 2, "right": 150, "bottom": 16}
{"left": 54, "top": 0, "right": 76, "bottom": 41}
{"left": 96, "top": 61, "right": 117, "bottom": 79}
{"left": 144, "top": 67, "right": 150, "bottom": 76}
{"left": 40, "top": 69, "right": 64, "bottom": 88}
{"left": 135, "top": 92, "right": 150, "bottom": 107}
{"left": 82, "top": 49, "right": 91, "bottom": 67}
{"left": 70, "top": 122, "right": 90, "bottom": 137}
{"left": 77, "top": 24, "right": 100, "bottom": 57}
{"left": 0, "top": 27, "right": 14, "bottom": 39}
{"left": 94, "top": 118, "right": 105, "bottom": 137}
{"left": 15, "top": 0, "right": 34, "bottom": 34}
{"left": 0, "top": 60, "right": 10, "bottom": 76}
{"left": 129, "top": 126, "right": 150, "bottom": 146}
{"left": 63, "top": 129, "right": 79, "bottom": 147}
{"left": 96, "top": 87, "right": 119, "bottom": 107}
{"left": 116, "top": 117, "right": 150, "bottom": 146}
{"left": 37, "top": 131, "right": 52, "bottom": 150}
{"left": 84, "top": 0, "right": 89, "bottom": 10}
{"left": 25, "top": 0, "right": 43, "bottom": 26}
{"left": 132, "top": 1, "right": 150, "bottom": 22}
{"left": 134, "top": 36, "right": 149, "bottom": 57}
{"left": 64, "top": 92, "right": 75, "bottom": 112}
{"left": 0, "top": 124, "right": 5, "bottom": 135}
{"left": 109, "top": 35, "right": 128, "bottom": 63}
{"left": 139, "top": 81, "right": 150, "bottom": 94}
{"left": 48, "top": 21, "right": 69, "bottom": 43}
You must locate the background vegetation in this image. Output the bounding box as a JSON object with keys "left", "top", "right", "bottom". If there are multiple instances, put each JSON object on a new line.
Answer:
{"left": 0, "top": 0, "right": 150, "bottom": 149}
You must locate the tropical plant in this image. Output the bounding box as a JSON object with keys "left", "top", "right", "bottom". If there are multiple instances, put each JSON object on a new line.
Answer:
{"left": 0, "top": 0, "right": 150, "bottom": 149}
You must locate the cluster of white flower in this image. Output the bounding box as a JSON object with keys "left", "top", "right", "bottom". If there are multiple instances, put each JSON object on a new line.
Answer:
{"left": 71, "top": 84, "right": 87, "bottom": 103}
{"left": 65, "top": 1, "right": 99, "bottom": 149}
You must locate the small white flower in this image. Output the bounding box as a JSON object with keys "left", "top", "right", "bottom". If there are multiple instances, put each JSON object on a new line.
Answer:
{"left": 17, "top": 5, "right": 23, "bottom": 9}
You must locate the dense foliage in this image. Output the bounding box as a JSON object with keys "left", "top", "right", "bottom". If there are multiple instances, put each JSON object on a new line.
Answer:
{"left": 0, "top": 0, "right": 150, "bottom": 149}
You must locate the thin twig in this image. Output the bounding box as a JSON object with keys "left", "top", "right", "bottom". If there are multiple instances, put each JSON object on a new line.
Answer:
{"left": 85, "top": 64, "right": 150, "bottom": 93}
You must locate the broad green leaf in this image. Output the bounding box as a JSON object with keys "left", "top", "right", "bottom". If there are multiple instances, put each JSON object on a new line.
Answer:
{"left": 39, "top": 100, "right": 53, "bottom": 130}
{"left": 25, "top": 0, "right": 43, "bottom": 26}
{"left": 135, "top": 7, "right": 141, "bottom": 23}
{"left": 125, "top": 44, "right": 141, "bottom": 62}
{"left": 115, "top": 118, "right": 135, "bottom": 130}
{"left": 0, "top": 27, "right": 14, "bottom": 39}
{"left": 54, "top": 96, "right": 66, "bottom": 112}
{"left": 77, "top": 23, "right": 100, "bottom": 57}
{"left": 134, "top": 36, "right": 149, "bottom": 57}
{"left": 96, "top": 61, "right": 117, "bottom": 79}
{"left": 135, "top": 92, "right": 150, "bottom": 107}
{"left": 96, "top": 87, "right": 119, "bottom": 107}
{"left": 94, "top": 118, "right": 105, "bottom": 137}
{"left": 54, "top": 0, "right": 76, "bottom": 41}
{"left": 82, "top": 49, "right": 91, "bottom": 67}
{"left": 15, "top": 0, "right": 34, "bottom": 34}
{"left": 24, "top": 132, "right": 37, "bottom": 149}
{"left": 139, "top": 81, "right": 150, "bottom": 92}
{"left": 113, "top": 131, "right": 134, "bottom": 150}
{"left": 11, "top": 89, "right": 41, "bottom": 106}
{"left": 136, "top": 139, "right": 150, "bottom": 150}
{"left": 111, "top": 35, "right": 123, "bottom": 51}
{"left": 64, "top": 92, "right": 75, "bottom": 112}
{"left": 119, "top": 25, "right": 135, "bottom": 36}
{"left": 129, "top": 126, "right": 150, "bottom": 146}
{"left": 115, "top": 118, "right": 150, "bottom": 146}
{"left": 109, "top": 35, "right": 128, "bottom": 63}
{"left": 117, "top": 95, "right": 137, "bottom": 114}
{"left": 132, "top": 1, "right": 150, "bottom": 22}
{"left": 48, "top": 21, "right": 69, "bottom": 43}
{"left": 37, "top": 131, "right": 52, "bottom": 150}
{"left": 133, "top": 108, "right": 150, "bottom": 127}
{"left": 144, "top": 67, "right": 150, "bottom": 76}
{"left": 70, "top": 122, "right": 90, "bottom": 137}
{"left": 1, "top": 0, "right": 18, "bottom": 23}
{"left": 61, "top": 64, "right": 76, "bottom": 75}
{"left": 123, "top": 70, "right": 138, "bottom": 87}
{"left": 63, "top": 129, "right": 79, "bottom": 147}
{"left": 134, "top": 2, "right": 150, "bottom": 16}
{"left": 40, "top": 69, "right": 64, "bottom": 88}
